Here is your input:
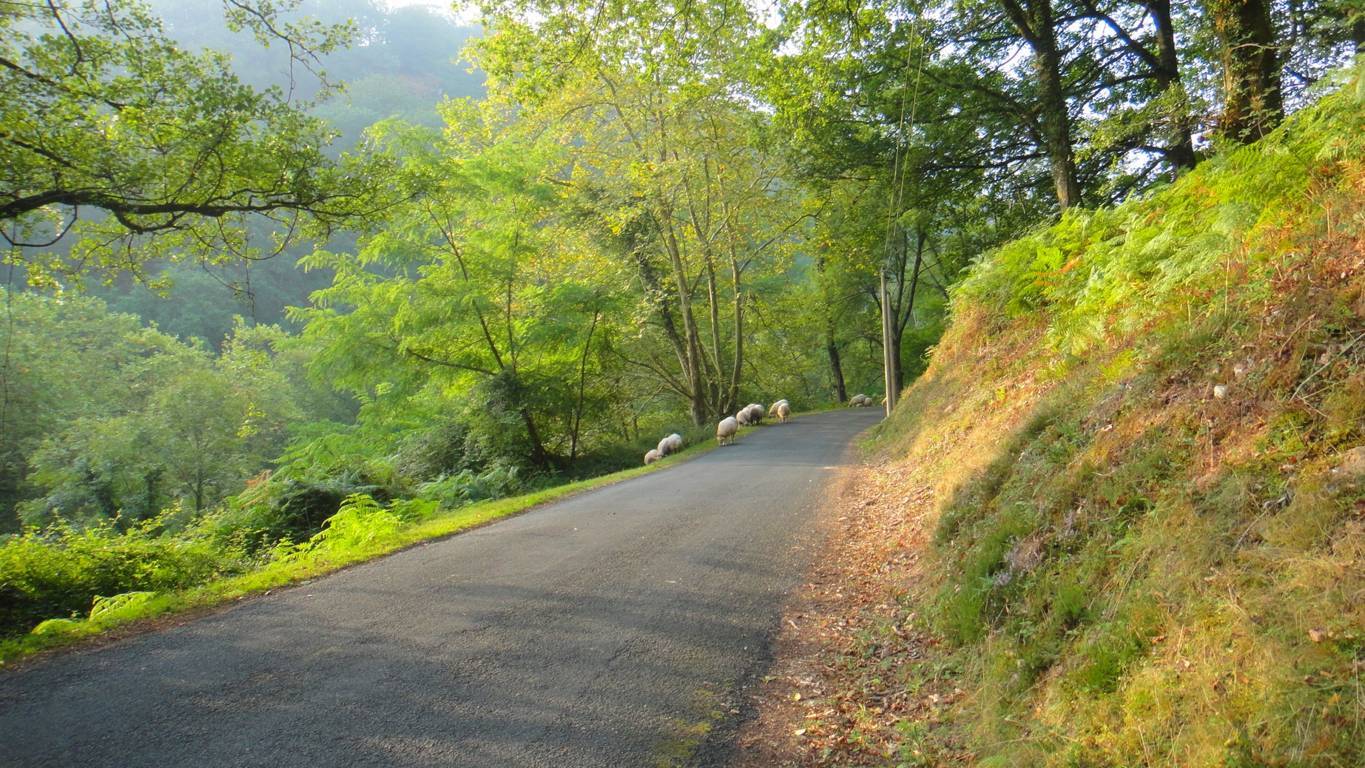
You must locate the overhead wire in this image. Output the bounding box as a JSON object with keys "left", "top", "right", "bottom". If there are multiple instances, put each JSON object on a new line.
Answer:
{"left": 879, "top": 9, "right": 928, "bottom": 412}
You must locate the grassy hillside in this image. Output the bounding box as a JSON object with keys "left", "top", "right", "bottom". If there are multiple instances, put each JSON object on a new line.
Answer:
{"left": 861, "top": 70, "right": 1364, "bottom": 765}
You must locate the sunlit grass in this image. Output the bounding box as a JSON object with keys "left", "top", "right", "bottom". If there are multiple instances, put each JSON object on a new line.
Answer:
{"left": 847, "top": 82, "right": 1365, "bottom": 766}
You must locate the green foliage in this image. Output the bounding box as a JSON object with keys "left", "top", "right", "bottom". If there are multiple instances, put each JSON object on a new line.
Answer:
{"left": 272, "top": 494, "right": 403, "bottom": 563}
{"left": 205, "top": 474, "right": 395, "bottom": 555}
{"left": 957, "top": 82, "right": 1365, "bottom": 358}
{"left": 417, "top": 466, "right": 524, "bottom": 508}
{"left": 1, "top": 0, "right": 379, "bottom": 282}
{"left": 0, "top": 519, "right": 229, "bottom": 636}
{"left": 5, "top": 298, "right": 316, "bottom": 529}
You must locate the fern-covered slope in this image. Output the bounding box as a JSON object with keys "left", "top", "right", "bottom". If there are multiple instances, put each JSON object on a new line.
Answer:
{"left": 863, "top": 74, "right": 1364, "bottom": 765}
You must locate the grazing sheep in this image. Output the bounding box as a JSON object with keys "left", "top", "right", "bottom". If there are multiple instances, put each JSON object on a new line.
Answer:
{"left": 716, "top": 416, "right": 739, "bottom": 445}
{"left": 745, "top": 403, "right": 765, "bottom": 424}
{"left": 644, "top": 448, "right": 661, "bottom": 465}
{"left": 767, "top": 399, "right": 788, "bottom": 418}
{"left": 657, "top": 432, "right": 683, "bottom": 456}
{"left": 735, "top": 407, "right": 753, "bottom": 426}
{"left": 776, "top": 401, "right": 791, "bottom": 423}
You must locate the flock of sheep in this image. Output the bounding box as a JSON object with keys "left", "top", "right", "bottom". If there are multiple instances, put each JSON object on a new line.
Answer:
{"left": 642, "top": 398, "right": 795, "bottom": 465}
{"left": 644, "top": 394, "right": 882, "bottom": 464}
{"left": 715, "top": 399, "right": 792, "bottom": 446}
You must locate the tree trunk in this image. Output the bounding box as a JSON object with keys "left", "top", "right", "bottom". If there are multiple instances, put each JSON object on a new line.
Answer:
{"left": 568, "top": 309, "right": 600, "bottom": 462}
{"left": 703, "top": 255, "right": 725, "bottom": 404}
{"left": 1034, "top": 34, "right": 1081, "bottom": 209}
{"left": 685, "top": 159, "right": 727, "bottom": 406}
{"left": 815, "top": 255, "right": 847, "bottom": 402}
{"left": 660, "top": 215, "right": 708, "bottom": 425}
{"left": 891, "top": 232, "right": 925, "bottom": 395}
{"left": 631, "top": 248, "right": 691, "bottom": 382}
{"left": 725, "top": 237, "right": 745, "bottom": 414}
{"left": 1000, "top": 0, "right": 1082, "bottom": 209}
{"left": 727, "top": 283, "right": 743, "bottom": 415}
{"left": 1146, "top": 0, "right": 1197, "bottom": 174}
{"left": 890, "top": 323, "right": 904, "bottom": 398}
{"left": 880, "top": 270, "right": 896, "bottom": 412}
{"left": 1207, "top": 0, "right": 1283, "bottom": 142}
{"left": 519, "top": 406, "right": 552, "bottom": 468}
{"left": 193, "top": 470, "right": 204, "bottom": 515}
{"left": 143, "top": 468, "right": 162, "bottom": 521}
{"left": 826, "top": 330, "right": 847, "bottom": 402}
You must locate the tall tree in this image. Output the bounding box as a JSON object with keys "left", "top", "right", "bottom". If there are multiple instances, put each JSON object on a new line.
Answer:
{"left": 1075, "top": 0, "right": 1198, "bottom": 178}
{"left": 300, "top": 107, "right": 614, "bottom": 468}
{"left": 1206, "top": 0, "right": 1284, "bottom": 141}
{"left": 467, "top": 0, "right": 807, "bottom": 424}
{"left": 996, "top": 0, "right": 1083, "bottom": 208}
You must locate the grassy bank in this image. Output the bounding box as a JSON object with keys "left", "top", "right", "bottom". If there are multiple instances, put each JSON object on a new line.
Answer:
{"left": 846, "top": 72, "right": 1364, "bottom": 765}
{"left": 0, "top": 435, "right": 722, "bottom": 667}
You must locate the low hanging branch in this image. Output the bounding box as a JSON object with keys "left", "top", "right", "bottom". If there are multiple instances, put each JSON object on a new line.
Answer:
{"left": 0, "top": 0, "right": 383, "bottom": 276}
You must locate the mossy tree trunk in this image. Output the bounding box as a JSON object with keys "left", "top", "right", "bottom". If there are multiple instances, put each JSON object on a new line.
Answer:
{"left": 1206, "top": 0, "right": 1284, "bottom": 142}
{"left": 999, "top": 0, "right": 1082, "bottom": 209}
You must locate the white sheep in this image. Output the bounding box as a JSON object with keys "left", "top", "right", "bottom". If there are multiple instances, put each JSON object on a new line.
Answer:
{"left": 745, "top": 403, "right": 765, "bottom": 424}
{"left": 657, "top": 432, "right": 683, "bottom": 456}
{"left": 644, "top": 448, "right": 661, "bottom": 465}
{"left": 848, "top": 393, "right": 867, "bottom": 407}
{"left": 716, "top": 416, "right": 738, "bottom": 445}
{"left": 776, "top": 401, "right": 791, "bottom": 422}
{"left": 767, "top": 399, "right": 788, "bottom": 418}
{"left": 735, "top": 407, "right": 753, "bottom": 426}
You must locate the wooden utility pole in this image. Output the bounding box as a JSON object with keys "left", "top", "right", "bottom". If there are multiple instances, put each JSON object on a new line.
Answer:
{"left": 879, "top": 270, "right": 897, "bottom": 416}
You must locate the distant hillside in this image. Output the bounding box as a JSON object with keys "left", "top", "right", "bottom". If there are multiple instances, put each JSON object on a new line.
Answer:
{"left": 79, "top": 1, "right": 485, "bottom": 345}
{"left": 861, "top": 68, "right": 1364, "bottom": 765}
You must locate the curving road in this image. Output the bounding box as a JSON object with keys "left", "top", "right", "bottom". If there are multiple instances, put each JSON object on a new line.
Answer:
{"left": 0, "top": 408, "right": 881, "bottom": 767}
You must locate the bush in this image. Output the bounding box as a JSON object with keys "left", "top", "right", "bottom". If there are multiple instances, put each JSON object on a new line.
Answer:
{"left": 0, "top": 522, "right": 226, "bottom": 637}
{"left": 416, "top": 463, "right": 523, "bottom": 508}
{"left": 206, "top": 473, "right": 399, "bottom": 554}
{"left": 271, "top": 494, "right": 405, "bottom": 565}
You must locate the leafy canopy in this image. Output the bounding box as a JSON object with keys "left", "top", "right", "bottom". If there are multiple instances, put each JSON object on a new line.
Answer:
{"left": 0, "top": 0, "right": 385, "bottom": 285}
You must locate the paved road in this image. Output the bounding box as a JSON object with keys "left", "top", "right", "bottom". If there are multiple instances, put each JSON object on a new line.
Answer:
{"left": 0, "top": 409, "right": 881, "bottom": 767}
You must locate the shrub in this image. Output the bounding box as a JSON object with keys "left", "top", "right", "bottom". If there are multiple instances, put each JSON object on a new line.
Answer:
{"left": 0, "top": 522, "right": 225, "bottom": 636}
{"left": 416, "top": 463, "right": 524, "bottom": 508}
{"left": 205, "top": 473, "right": 399, "bottom": 554}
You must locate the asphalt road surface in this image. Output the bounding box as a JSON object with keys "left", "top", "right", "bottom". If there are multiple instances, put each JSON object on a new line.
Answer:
{"left": 0, "top": 408, "right": 882, "bottom": 767}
